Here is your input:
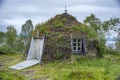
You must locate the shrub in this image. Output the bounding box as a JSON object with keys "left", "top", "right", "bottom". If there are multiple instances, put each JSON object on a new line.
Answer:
{"left": 0, "top": 76, "right": 3, "bottom": 80}
{"left": 0, "top": 46, "right": 8, "bottom": 54}
{"left": 39, "top": 27, "right": 47, "bottom": 34}
{"left": 106, "top": 48, "right": 120, "bottom": 55}
{"left": 94, "top": 38, "right": 106, "bottom": 58}
{"left": 54, "top": 53, "right": 62, "bottom": 59}
{"left": 0, "top": 45, "right": 16, "bottom": 54}
{"left": 53, "top": 21, "right": 63, "bottom": 28}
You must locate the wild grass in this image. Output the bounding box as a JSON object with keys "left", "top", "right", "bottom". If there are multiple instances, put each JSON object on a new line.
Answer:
{"left": 0, "top": 53, "right": 120, "bottom": 80}
{"left": 0, "top": 54, "right": 26, "bottom": 80}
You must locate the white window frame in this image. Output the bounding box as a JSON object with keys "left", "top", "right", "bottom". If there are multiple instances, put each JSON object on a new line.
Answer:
{"left": 72, "top": 39, "right": 82, "bottom": 51}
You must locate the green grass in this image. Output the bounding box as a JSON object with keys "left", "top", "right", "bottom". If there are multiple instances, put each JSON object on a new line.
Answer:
{"left": 0, "top": 54, "right": 120, "bottom": 80}
{"left": 0, "top": 54, "right": 26, "bottom": 80}
{"left": 0, "top": 69, "right": 26, "bottom": 80}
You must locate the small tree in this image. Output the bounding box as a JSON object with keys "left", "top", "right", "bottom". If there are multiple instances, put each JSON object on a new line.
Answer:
{"left": 6, "top": 25, "right": 17, "bottom": 48}
{"left": 21, "top": 20, "right": 33, "bottom": 37}
{"left": 14, "top": 36, "right": 25, "bottom": 52}
{"left": 20, "top": 19, "right": 33, "bottom": 58}
{"left": 0, "top": 31, "right": 5, "bottom": 45}
{"left": 84, "top": 14, "right": 101, "bottom": 32}
{"left": 84, "top": 14, "right": 106, "bottom": 57}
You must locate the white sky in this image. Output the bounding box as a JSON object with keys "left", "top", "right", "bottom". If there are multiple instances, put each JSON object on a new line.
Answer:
{"left": 0, "top": 0, "right": 120, "bottom": 33}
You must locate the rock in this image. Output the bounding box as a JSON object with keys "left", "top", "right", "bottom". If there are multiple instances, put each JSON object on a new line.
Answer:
{"left": 116, "top": 77, "right": 120, "bottom": 80}
{"left": 0, "top": 76, "right": 3, "bottom": 80}
{"left": 0, "top": 64, "right": 3, "bottom": 67}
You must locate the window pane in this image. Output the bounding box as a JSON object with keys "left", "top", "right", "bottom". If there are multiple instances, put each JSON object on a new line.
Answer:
{"left": 73, "top": 43, "right": 76, "bottom": 46}
{"left": 78, "top": 47, "right": 81, "bottom": 50}
{"left": 78, "top": 39, "right": 81, "bottom": 42}
{"left": 73, "top": 39, "right": 76, "bottom": 42}
{"left": 73, "top": 47, "right": 76, "bottom": 50}
{"left": 78, "top": 43, "right": 81, "bottom": 46}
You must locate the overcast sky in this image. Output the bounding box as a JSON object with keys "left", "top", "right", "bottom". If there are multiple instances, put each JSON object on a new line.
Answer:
{"left": 0, "top": 0, "right": 120, "bottom": 33}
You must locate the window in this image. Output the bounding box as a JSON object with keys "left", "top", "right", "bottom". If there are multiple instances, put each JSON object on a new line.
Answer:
{"left": 72, "top": 39, "right": 82, "bottom": 51}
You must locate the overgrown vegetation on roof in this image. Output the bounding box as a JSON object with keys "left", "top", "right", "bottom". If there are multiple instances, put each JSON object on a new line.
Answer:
{"left": 33, "top": 13, "right": 104, "bottom": 61}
